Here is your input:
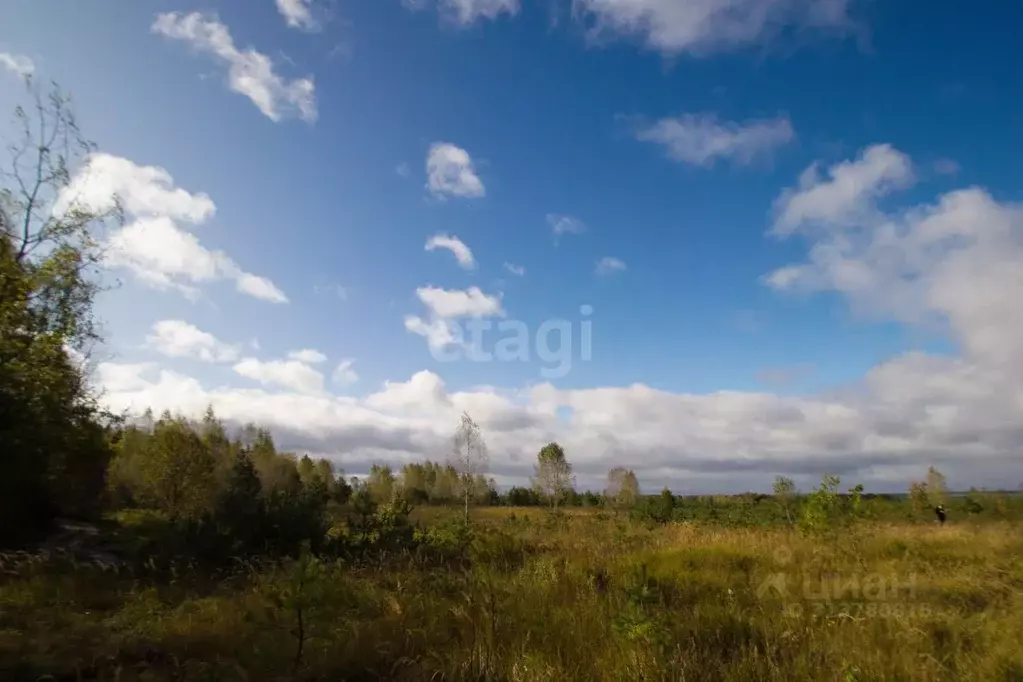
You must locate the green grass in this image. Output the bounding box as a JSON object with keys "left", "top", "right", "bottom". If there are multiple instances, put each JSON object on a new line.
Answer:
{"left": 3, "top": 510, "right": 1023, "bottom": 681}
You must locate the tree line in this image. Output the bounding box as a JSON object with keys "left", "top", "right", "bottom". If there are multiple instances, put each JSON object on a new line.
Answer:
{"left": 2, "top": 84, "right": 1020, "bottom": 556}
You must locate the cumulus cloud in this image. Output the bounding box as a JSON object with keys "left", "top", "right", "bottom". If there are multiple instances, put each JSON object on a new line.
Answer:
{"left": 768, "top": 145, "right": 1023, "bottom": 374}
{"left": 547, "top": 213, "right": 586, "bottom": 237}
{"left": 771, "top": 143, "right": 914, "bottom": 236}
{"left": 235, "top": 273, "right": 289, "bottom": 303}
{"left": 425, "top": 233, "right": 476, "bottom": 269}
{"left": 404, "top": 286, "right": 504, "bottom": 351}
{"left": 97, "top": 362, "right": 158, "bottom": 393}
{"left": 152, "top": 12, "right": 317, "bottom": 123}
{"left": 276, "top": 0, "right": 319, "bottom": 30}
{"left": 57, "top": 153, "right": 216, "bottom": 224}
{"left": 288, "top": 349, "right": 328, "bottom": 364}
{"left": 426, "top": 143, "right": 485, "bottom": 199}
{"left": 404, "top": 315, "right": 463, "bottom": 352}
{"left": 415, "top": 285, "right": 504, "bottom": 318}
{"left": 233, "top": 357, "right": 325, "bottom": 395}
{"left": 95, "top": 352, "right": 1023, "bottom": 493}
{"left": 59, "top": 153, "right": 286, "bottom": 303}
{"left": 635, "top": 113, "right": 794, "bottom": 167}
{"left": 573, "top": 0, "right": 853, "bottom": 55}
{"left": 105, "top": 217, "right": 288, "bottom": 303}
{"left": 404, "top": 0, "right": 519, "bottom": 25}
{"left": 763, "top": 147, "right": 1023, "bottom": 488}
{"left": 145, "top": 320, "right": 240, "bottom": 363}
{"left": 90, "top": 144, "right": 1023, "bottom": 493}
{"left": 332, "top": 359, "right": 359, "bottom": 386}
{"left": 0, "top": 52, "right": 35, "bottom": 77}
{"left": 314, "top": 283, "right": 349, "bottom": 300}
{"left": 595, "top": 256, "right": 627, "bottom": 275}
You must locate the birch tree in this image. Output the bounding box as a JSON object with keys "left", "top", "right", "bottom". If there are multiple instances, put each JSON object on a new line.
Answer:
{"left": 450, "top": 412, "right": 488, "bottom": 524}
{"left": 532, "top": 442, "right": 573, "bottom": 510}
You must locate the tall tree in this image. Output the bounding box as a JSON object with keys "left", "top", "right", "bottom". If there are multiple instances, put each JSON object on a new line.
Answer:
{"left": 926, "top": 466, "right": 947, "bottom": 506}
{"left": 400, "top": 462, "right": 431, "bottom": 504}
{"left": 0, "top": 83, "right": 119, "bottom": 546}
{"left": 215, "top": 451, "right": 265, "bottom": 550}
{"left": 908, "top": 480, "right": 930, "bottom": 518}
{"left": 297, "top": 454, "right": 318, "bottom": 485}
{"left": 772, "top": 476, "right": 797, "bottom": 524}
{"left": 450, "top": 412, "right": 489, "bottom": 523}
{"left": 605, "top": 467, "right": 640, "bottom": 512}
{"left": 367, "top": 463, "right": 396, "bottom": 503}
{"left": 532, "top": 442, "right": 574, "bottom": 510}
{"left": 143, "top": 417, "right": 217, "bottom": 520}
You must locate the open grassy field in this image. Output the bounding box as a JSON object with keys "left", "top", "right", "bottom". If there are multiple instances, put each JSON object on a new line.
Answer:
{"left": 3, "top": 507, "right": 1023, "bottom": 681}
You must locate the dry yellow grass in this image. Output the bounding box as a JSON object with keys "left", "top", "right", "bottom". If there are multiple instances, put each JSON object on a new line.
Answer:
{"left": 3, "top": 511, "right": 1022, "bottom": 681}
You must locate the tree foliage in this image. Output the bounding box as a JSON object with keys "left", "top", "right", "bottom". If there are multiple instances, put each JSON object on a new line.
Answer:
{"left": 0, "top": 83, "right": 119, "bottom": 546}
{"left": 799, "top": 474, "right": 841, "bottom": 535}
{"left": 449, "top": 411, "right": 489, "bottom": 523}
{"left": 772, "top": 476, "right": 797, "bottom": 524}
{"left": 105, "top": 408, "right": 357, "bottom": 560}
{"left": 605, "top": 467, "right": 640, "bottom": 511}
{"left": 532, "top": 442, "right": 574, "bottom": 509}
{"left": 926, "top": 466, "right": 947, "bottom": 506}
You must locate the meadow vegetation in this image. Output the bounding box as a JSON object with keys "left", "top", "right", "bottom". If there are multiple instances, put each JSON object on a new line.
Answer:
{"left": 4, "top": 80, "right": 1023, "bottom": 682}
{"left": 4, "top": 471, "right": 1023, "bottom": 681}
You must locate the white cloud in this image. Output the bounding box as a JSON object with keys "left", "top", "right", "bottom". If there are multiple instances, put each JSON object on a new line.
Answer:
{"left": 546, "top": 213, "right": 586, "bottom": 236}
{"left": 104, "top": 218, "right": 218, "bottom": 299}
{"left": 574, "top": 0, "right": 852, "bottom": 55}
{"left": 94, "top": 350, "right": 1023, "bottom": 493}
{"left": 405, "top": 0, "right": 520, "bottom": 25}
{"left": 404, "top": 315, "right": 462, "bottom": 352}
{"left": 425, "top": 233, "right": 476, "bottom": 269}
{"left": 504, "top": 262, "right": 525, "bottom": 276}
{"left": 105, "top": 217, "right": 288, "bottom": 303}
{"left": 276, "top": 0, "right": 319, "bottom": 30}
{"left": 87, "top": 148, "right": 1023, "bottom": 493}
{"left": 56, "top": 153, "right": 216, "bottom": 224}
{"left": 415, "top": 285, "right": 504, "bottom": 318}
{"left": 332, "top": 358, "right": 359, "bottom": 386}
{"left": 635, "top": 113, "right": 794, "bottom": 167}
{"left": 58, "top": 152, "right": 286, "bottom": 304}
{"left": 233, "top": 357, "right": 325, "bottom": 395}
{"left": 235, "top": 273, "right": 289, "bottom": 304}
{"left": 426, "top": 143, "right": 485, "bottom": 199}
{"left": 365, "top": 370, "right": 451, "bottom": 411}
{"left": 288, "top": 349, "right": 328, "bottom": 364}
{"left": 767, "top": 144, "right": 1023, "bottom": 406}
{"left": 595, "top": 256, "right": 627, "bottom": 275}
{"left": 145, "top": 320, "right": 240, "bottom": 363}
{"left": 0, "top": 52, "right": 34, "bottom": 77}
{"left": 97, "top": 362, "right": 158, "bottom": 393}
{"left": 769, "top": 159, "right": 1023, "bottom": 373}
{"left": 771, "top": 143, "right": 914, "bottom": 236}
{"left": 152, "top": 12, "right": 317, "bottom": 123}
{"left": 405, "top": 286, "right": 504, "bottom": 352}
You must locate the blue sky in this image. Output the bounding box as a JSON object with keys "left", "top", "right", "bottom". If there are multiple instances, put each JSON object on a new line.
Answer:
{"left": 3, "top": 0, "right": 1023, "bottom": 492}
